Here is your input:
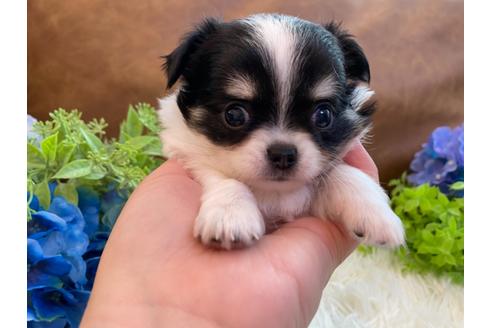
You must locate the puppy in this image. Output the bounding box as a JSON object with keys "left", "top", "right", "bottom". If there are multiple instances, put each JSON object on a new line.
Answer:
{"left": 158, "top": 14, "right": 405, "bottom": 249}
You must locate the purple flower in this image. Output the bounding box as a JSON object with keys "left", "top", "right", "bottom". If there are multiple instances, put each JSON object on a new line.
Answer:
{"left": 408, "top": 124, "right": 464, "bottom": 196}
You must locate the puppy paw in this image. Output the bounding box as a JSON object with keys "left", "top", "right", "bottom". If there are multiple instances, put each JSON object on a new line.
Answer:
{"left": 194, "top": 179, "right": 265, "bottom": 249}
{"left": 312, "top": 164, "right": 405, "bottom": 247}
{"left": 348, "top": 203, "right": 405, "bottom": 247}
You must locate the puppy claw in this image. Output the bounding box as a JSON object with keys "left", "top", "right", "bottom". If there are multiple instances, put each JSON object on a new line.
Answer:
{"left": 354, "top": 230, "right": 364, "bottom": 238}
{"left": 341, "top": 204, "right": 405, "bottom": 247}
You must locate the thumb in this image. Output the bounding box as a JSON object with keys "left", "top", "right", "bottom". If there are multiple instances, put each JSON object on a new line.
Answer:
{"left": 264, "top": 217, "right": 357, "bottom": 283}
{"left": 259, "top": 217, "right": 357, "bottom": 320}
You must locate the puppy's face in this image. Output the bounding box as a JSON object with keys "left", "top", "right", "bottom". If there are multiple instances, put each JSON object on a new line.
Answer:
{"left": 163, "top": 14, "right": 374, "bottom": 190}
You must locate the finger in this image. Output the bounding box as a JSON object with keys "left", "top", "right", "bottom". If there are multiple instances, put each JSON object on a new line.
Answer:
{"left": 343, "top": 140, "right": 379, "bottom": 181}
{"left": 264, "top": 217, "right": 357, "bottom": 278}
{"left": 109, "top": 161, "right": 201, "bottom": 249}
{"left": 145, "top": 159, "right": 190, "bottom": 180}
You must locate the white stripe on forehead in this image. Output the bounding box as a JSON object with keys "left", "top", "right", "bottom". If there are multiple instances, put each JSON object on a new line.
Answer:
{"left": 245, "top": 14, "right": 297, "bottom": 125}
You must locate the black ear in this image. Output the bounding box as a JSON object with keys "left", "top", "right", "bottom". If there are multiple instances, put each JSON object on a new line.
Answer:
{"left": 162, "top": 18, "right": 221, "bottom": 88}
{"left": 324, "top": 22, "right": 370, "bottom": 83}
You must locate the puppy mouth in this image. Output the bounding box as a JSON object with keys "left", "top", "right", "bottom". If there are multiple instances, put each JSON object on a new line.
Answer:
{"left": 265, "top": 170, "right": 299, "bottom": 182}
{"left": 267, "top": 177, "right": 292, "bottom": 182}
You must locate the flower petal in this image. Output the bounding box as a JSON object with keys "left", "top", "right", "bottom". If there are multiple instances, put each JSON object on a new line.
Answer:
{"left": 66, "top": 255, "right": 87, "bottom": 286}
{"left": 28, "top": 239, "right": 44, "bottom": 264}
{"left": 49, "top": 197, "right": 85, "bottom": 230}
{"left": 28, "top": 256, "right": 71, "bottom": 290}
{"left": 27, "top": 305, "right": 37, "bottom": 321}
{"left": 431, "top": 127, "right": 454, "bottom": 158}
{"left": 31, "top": 288, "right": 66, "bottom": 322}
{"left": 36, "top": 231, "right": 66, "bottom": 256}
{"left": 63, "top": 228, "right": 89, "bottom": 257}
{"left": 84, "top": 256, "right": 101, "bottom": 290}
{"left": 28, "top": 212, "right": 67, "bottom": 238}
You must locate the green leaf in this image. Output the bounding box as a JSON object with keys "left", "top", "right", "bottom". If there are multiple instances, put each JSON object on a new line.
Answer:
{"left": 120, "top": 106, "right": 143, "bottom": 141}
{"left": 125, "top": 136, "right": 158, "bottom": 149}
{"left": 53, "top": 159, "right": 92, "bottom": 179}
{"left": 447, "top": 208, "right": 461, "bottom": 217}
{"left": 40, "top": 132, "right": 58, "bottom": 163}
{"left": 404, "top": 199, "right": 419, "bottom": 212}
{"left": 34, "top": 180, "right": 51, "bottom": 209}
{"left": 27, "top": 143, "right": 46, "bottom": 169}
{"left": 79, "top": 126, "right": 104, "bottom": 153}
{"left": 389, "top": 173, "right": 464, "bottom": 284}
{"left": 102, "top": 203, "right": 124, "bottom": 229}
{"left": 142, "top": 141, "right": 164, "bottom": 157}
{"left": 54, "top": 182, "right": 78, "bottom": 205}
{"left": 84, "top": 165, "right": 107, "bottom": 180}
{"left": 419, "top": 198, "right": 432, "bottom": 213}
{"left": 56, "top": 143, "right": 76, "bottom": 167}
{"left": 450, "top": 181, "right": 464, "bottom": 191}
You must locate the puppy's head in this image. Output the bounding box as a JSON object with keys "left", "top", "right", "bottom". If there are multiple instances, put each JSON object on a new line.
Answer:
{"left": 162, "top": 14, "right": 374, "bottom": 190}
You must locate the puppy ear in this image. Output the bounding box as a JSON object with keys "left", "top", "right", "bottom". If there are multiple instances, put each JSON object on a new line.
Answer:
{"left": 162, "top": 18, "right": 221, "bottom": 88}
{"left": 324, "top": 22, "right": 370, "bottom": 83}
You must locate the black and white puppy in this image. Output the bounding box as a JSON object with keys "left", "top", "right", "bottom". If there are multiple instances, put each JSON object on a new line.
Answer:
{"left": 158, "top": 14, "right": 405, "bottom": 249}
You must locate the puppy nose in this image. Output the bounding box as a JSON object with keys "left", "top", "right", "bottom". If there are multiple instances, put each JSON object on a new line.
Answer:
{"left": 267, "top": 144, "right": 298, "bottom": 170}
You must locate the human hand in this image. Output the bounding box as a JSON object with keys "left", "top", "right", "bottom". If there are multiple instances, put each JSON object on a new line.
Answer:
{"left": 81, "top": 141, "right": 378, "bottom": 328}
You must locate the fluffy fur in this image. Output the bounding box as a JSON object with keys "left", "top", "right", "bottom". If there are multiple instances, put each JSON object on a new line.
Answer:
{"left": 310, "top": 250, "right": 463, "bottom": 327}
{"left": 158, "top": 14, "right": 404, "bottom": 249}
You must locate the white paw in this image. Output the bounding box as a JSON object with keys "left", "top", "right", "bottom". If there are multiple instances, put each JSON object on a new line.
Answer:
{"left": 193, "top": 179, "right": 265, "bottom": 249}
{"left": 314, "top": 164, "right": 406, "bottom": 248}
{"left": 346, "top": 201, "right": 405, "bottom": 247}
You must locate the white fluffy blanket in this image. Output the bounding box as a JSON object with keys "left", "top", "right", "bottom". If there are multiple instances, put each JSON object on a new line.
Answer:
{"left": 310, "top": 250, "right": 463, "bottom": 327}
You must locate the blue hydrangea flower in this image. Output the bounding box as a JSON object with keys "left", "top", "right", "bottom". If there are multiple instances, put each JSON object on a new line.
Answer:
{"left": 28, "top": 188, "right": 119, "bottom": 327}
{"left": 29, "top": 288, "right": 90, "bottom": 327}
{"left": 28, "top": 196, "right": 91, "bottom": 326}
{"left": 27, "top": 116, "right": 130, "bottom": 327}
{"left": 83, "top": 232, "right": 109, "bottom": 290}
{"left": 408, "top": 124, "right": 464, "bottom": 196}
{"left": 77, "top": 187, "right": 101, "bottom": 239}
{"left": 100, "top": 188, "right": 126, "bottom": 231}
{"left": 28, "top": 239, "right": 72, "bottom": 291}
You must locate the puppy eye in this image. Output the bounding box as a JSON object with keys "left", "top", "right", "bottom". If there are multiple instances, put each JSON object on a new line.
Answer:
{"left": 311, "top": 103, "right": 332, "bottom": 129}
{"left": 224, "top": 104, "right": 250, "bottom": 128}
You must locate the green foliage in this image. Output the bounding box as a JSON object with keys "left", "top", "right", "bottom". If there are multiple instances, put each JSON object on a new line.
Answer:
{"left": 27, "top": 104, "right": 164, "bottom": 214}
{"left": 389, "top": 176, "right": 464, "bottom": 283}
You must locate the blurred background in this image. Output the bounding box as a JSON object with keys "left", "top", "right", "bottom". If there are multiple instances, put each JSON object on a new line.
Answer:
{"left": 28, "top": 0, "right": 463, "bottom": 183}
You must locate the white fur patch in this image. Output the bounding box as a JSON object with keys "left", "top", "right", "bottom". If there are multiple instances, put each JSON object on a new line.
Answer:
{"left": 351, "top": 85, "right": 375, "bottom": 111}
{"left": 311, "top": 75, "right": 339, "bottom": 100}
{"left": 245, "top": 14, "right": 297, "bottom": 125}
{"left": 194, "top": 178, "right": 265, "bottom": 249}
{"left": 311, "top": 164, "right": 405, "bottom": 247}
{"left": 225, "top": 74, "right": 256, "bottom": 100}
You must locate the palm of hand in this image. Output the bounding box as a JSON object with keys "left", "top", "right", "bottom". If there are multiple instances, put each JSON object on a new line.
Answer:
{"left": 82, "top": 143, "right": 377, "bottom": 327}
